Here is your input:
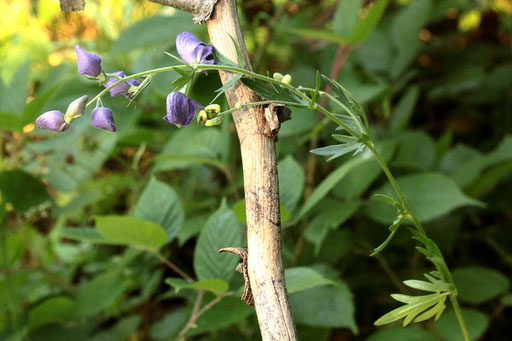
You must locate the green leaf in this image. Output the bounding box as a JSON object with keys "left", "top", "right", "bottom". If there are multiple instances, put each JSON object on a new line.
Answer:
{"left": 111, "top": 14, "right": 196, "bottom": 54}
{"left": 75, "top": 270, "right": 128, "bottom": 317}
{"left": 28, "top": 296, "right": 74, "bottom": 331}
{"left": 165, "top": 278, "right": 229, "bottom": 295}
{"left": 188, "top": 296, "right": 254, "bottom": 336}
{"left": 91, "top": 315, "right": 141, "bottom": 341}
{"left": 374, "top": 292, "right": 447, "bottom": 326}
{"left": 285, "top": 267, "right": 335, "bottom": 294}
{"left": 297, "top": 156, "right": 367, "bottom": 220}
{"left": 281, "top": 27, "right": 349, "bottom": 45}
{"left": 278, "top": 155, "right": 305, "bottom": 212}
{"left": 347, "top": 0, "right": 390, "bottom": 45}
{"left": 390, "top": 86, "right": 420, "bottom": 132}
{"left": 149, "top": 307, "right": 187, "bottom": 340}
{"left": 133, "top": 177, "right": 184, "bottom": 242}
{"left": 366, "top": 172, "right": 484, "bottom": 224}
{"left": 436, "top": 308, "right": 489, "bottom": 341}
{"left": 0, "top": 170, "right": 51, "bottom": 214}
{"left": 452, "top": 266, "right": 510, "bottom": 304}
{"left": 0, "top": 112, "right": 22, "bottom": 132}
{"left": 95, "top": 215, "right": 167, "bottom": 250}
{"left": 304, "top": 200, "right": 360, "bottom": 254}
{"left": 311, "top": 143, "right": 363, "bottom": 161}
{"left": 0, "top": 61, "right": 30, "bottom": 115}
{"left": 193, "top": 204, "right": 243, "bottom": 281}
{"left": 391, "top": 131, "right": 436, "bottom": 171}
{"left": 501, "top": 293, "right": 512, "bottom": 306}
{"left": 240, "top": 78, "right": 303, "bottom": 104}
{"left": 290, "top": 281, "right": 357, "bottom": 333}
{"left": 58, "top": 227, "right": 116, "bottom": 244}
{"left": 367, "top": 327, "right": 436, "bottom": 341}
{"left": 333, "top": 0, "right": 362, "bottom": 36}
{"left": 21, "top": 84, "right": 60, "bottom": 125}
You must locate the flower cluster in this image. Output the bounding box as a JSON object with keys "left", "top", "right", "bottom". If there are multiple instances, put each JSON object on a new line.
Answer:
{"left": 35, "top": 32, "right": 219, "bottom": 134}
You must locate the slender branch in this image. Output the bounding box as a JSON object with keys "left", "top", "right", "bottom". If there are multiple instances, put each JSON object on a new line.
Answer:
{"left": 146, "top": 249, "right": 194, "bottom": 283}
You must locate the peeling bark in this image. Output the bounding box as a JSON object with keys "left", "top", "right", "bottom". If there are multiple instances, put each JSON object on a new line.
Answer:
{"left": 59, "top": 0, "right": 85, "bottom": 11}
{"left": 148, "top": 0, "right": 218, "bottom": 23}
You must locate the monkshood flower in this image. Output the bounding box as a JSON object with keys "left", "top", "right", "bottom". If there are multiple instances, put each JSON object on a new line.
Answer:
{"left": 103, "top": 71, "right": 130, "bottom": 97}
{"left": 91, "top": 107, "right": 116, "bottom": 132}
{"left": 35, "top": 110, "right": 70, "bottom": 132}
{"left": 75, "top": 45, "right": 102, "bottom": 77}
{"left": 176, "top": 32, "right": 215, "bottom": 66}
{"left": 64, "top": 95, "right": 88, "bottom": 121}
{"left": 103, "top": 72, "right": 140, "bottom": 98}
{"left": 164, "top": 92, "right": 203, "bottom": 127}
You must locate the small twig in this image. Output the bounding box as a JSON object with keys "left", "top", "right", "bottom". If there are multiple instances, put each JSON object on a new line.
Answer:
{"left": 177, "top": 291, "right": 232, "bottom": 340}
{"left": 146, "top": 249, "right": 194, "bottom": 283}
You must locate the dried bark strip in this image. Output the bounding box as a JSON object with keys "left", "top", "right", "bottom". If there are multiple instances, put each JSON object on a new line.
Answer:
{"left": 219, "top": 247, "right": 253, "bottom": 305}
{"left": 59, "top": 0, "right": 85, "bottom": 11}
{"left": 148, "top": 0, "right": 218, "bottom": 23}
{"left": 206, "top": 1, "right": 298, "bottom": 339}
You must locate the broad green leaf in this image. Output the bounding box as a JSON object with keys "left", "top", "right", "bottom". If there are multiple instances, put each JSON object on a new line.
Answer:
{"left": 150, "top": 307, "right": 188, "bottom": 340}
{"left": 281, "top": 27, "right": 349, "bottom": 45}
{"left": 333, "top": 0, "right": 362, "bottom": 36}
{"left": 390, "top": 86, "right": 420, "bottom": 132}
{"left": 304, "top": 200, "right": 360, "bottom": 253}
{"left": 501, "top": 294, "right": 512, "bottom": 306}
{"left": 0, "top": 112, "right": 22, "bottom": 132}
{"left": 0, "top": 170, "right": 51, "bottom": 214}
{"left": 59, "top": 227, "right": 116, "bottom": 244}
{"left": 177, "top": 214, "right": 208, "bottom": 246}
{"left": 75, "top": 270, "right": 128, "bottom": 317}
{"left": 54, "top": 189, "right": 103, "bottom": 216}
{"left": 285, "top": 267, "right": 335, "bottom": 294}
{"left": 165, "top": 278, "right": 229, "bottom": 295}
{"left": 278, "top": 155, "right": 305, "bottom": 212}
{"left": 436, "top": 308, "right": 489, "bottom": 341}
{"left": 28, "top": 296, "right": 74, "bottom": 330}
{"left": 91, "top": 315, "right": 141, "bottom": 341}
{"left": 0, "top": 61, "right": 30, "bottom": 115}
{"left": 290, "top": 281, "right": 357, "bottom": 333}
{"left": 366, "top": 172, "right": 484, "bottom": 224}
{"left": 452, "top": 266, "right": 510, "bottom": 304}
{"left": 391, "top": 131, "right": 435, "bottom": 170}
{"left": 297, "top": 156, "right": 367, "bottom": 220}
{"left": 188, "top": 296, "right": 254, "bottom": 336}
{"left": 133, "top": 177, "right": 184, "bottom": 242}
{"left": 367, "top": 327, "right": 435, "bottom": 341}
{"left": 347, "top": 0, "right": 390, "bottom": 45}
{"left": 111, "top": 14, "right": 196, "bottom": 54}
{"left": 21, "top": 84, "right": 60, "bottom": 125}
{"left": 95, "top": 215, "right": 167, "bottom": 250}
{"left": 193, "top": 204, "right": 243, "bottom": 281}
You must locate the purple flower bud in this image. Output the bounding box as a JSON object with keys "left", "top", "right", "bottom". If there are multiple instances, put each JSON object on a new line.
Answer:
{"left": 176, "top": 32, "right": 214, "bottom": 65}
{"left": 91, "top": 107, "right": 116, "bottom": 132}
{"left": 103, "top": 71, "right": 130, "bottom": 97}
{"left": 75, "top": 45, "right": 102, "bottom": 77}
{"left": 35, "top": 110, "right": 70, "bottom": 132}
{"left": 125, "top": 79, "right": 141, "bottom": 99}
{"left": 164, "top": 92, "right": 203, "bottom": 127}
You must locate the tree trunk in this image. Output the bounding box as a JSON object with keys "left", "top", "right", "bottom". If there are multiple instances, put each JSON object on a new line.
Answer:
{"left": 206, "top": 1, "right": 298, "bottom": 340}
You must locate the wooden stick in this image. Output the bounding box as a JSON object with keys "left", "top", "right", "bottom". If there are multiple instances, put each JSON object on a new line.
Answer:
{"left": 59, "top": 0, "right": 85, "bottom": 11}
{"left": 205, "top": 1, "right": 297, "bottom": 339}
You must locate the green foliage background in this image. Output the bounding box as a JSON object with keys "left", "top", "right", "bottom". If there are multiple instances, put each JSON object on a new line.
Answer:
{"left": 0, "top": 0, "right": 511, "bottom": 340}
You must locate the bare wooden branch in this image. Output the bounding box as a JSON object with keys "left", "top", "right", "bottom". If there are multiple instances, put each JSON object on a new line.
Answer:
{"left": 206, "top": 1, "right": 298, "bottom": 340}
{"left": 148, "top": 0, "right": 218, "bottom": 23}
{"left": 59, "top": 0, "right": 85, "bottom": 11}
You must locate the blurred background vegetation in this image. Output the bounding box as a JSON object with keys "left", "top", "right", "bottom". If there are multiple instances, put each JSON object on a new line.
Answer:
{"left": 0, "top": 0, "right": 511, "bottom": 340}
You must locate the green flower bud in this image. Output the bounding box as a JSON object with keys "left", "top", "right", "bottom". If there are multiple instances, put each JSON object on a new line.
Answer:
{"left": 235, "top": 102, "right": 242, "bottom": 109}
{"left": 205, "top": 116, "right": 224, "bottom": 126}
{"left": 282, "top": 74, "right": 292, "bottom": 85}
{"left": 64, "top": 95, "right": 88, "bottom": 123}
{"left": 273, "top": 72, "right": 284, "bottom": 81}
{"left": 205, "top": 104, "right": 221, "bottom": 119}
{"left": 197, "top": 110, "right": 208, "bottom": 125}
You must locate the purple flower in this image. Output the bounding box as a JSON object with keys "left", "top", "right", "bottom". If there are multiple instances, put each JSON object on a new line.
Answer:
{"left": 103, "top": 71, "right": 130, "bottom": 97}
{"left": 75, "top": 45, "right": 102, "bottom": 77}
{"left": 91, "top": 107, "right": 116, "bottom": 132}
{"left": 164, "top": 92, "right": 203, "bottom": 127}
{"left": 103, "top": 72, "right": 140, "bottom": 99}
{"left": 176, "top": 32, "right": 214, "bottom": 65}
{"left": 35, "top": 110, "right": 70, "bottom": 132}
